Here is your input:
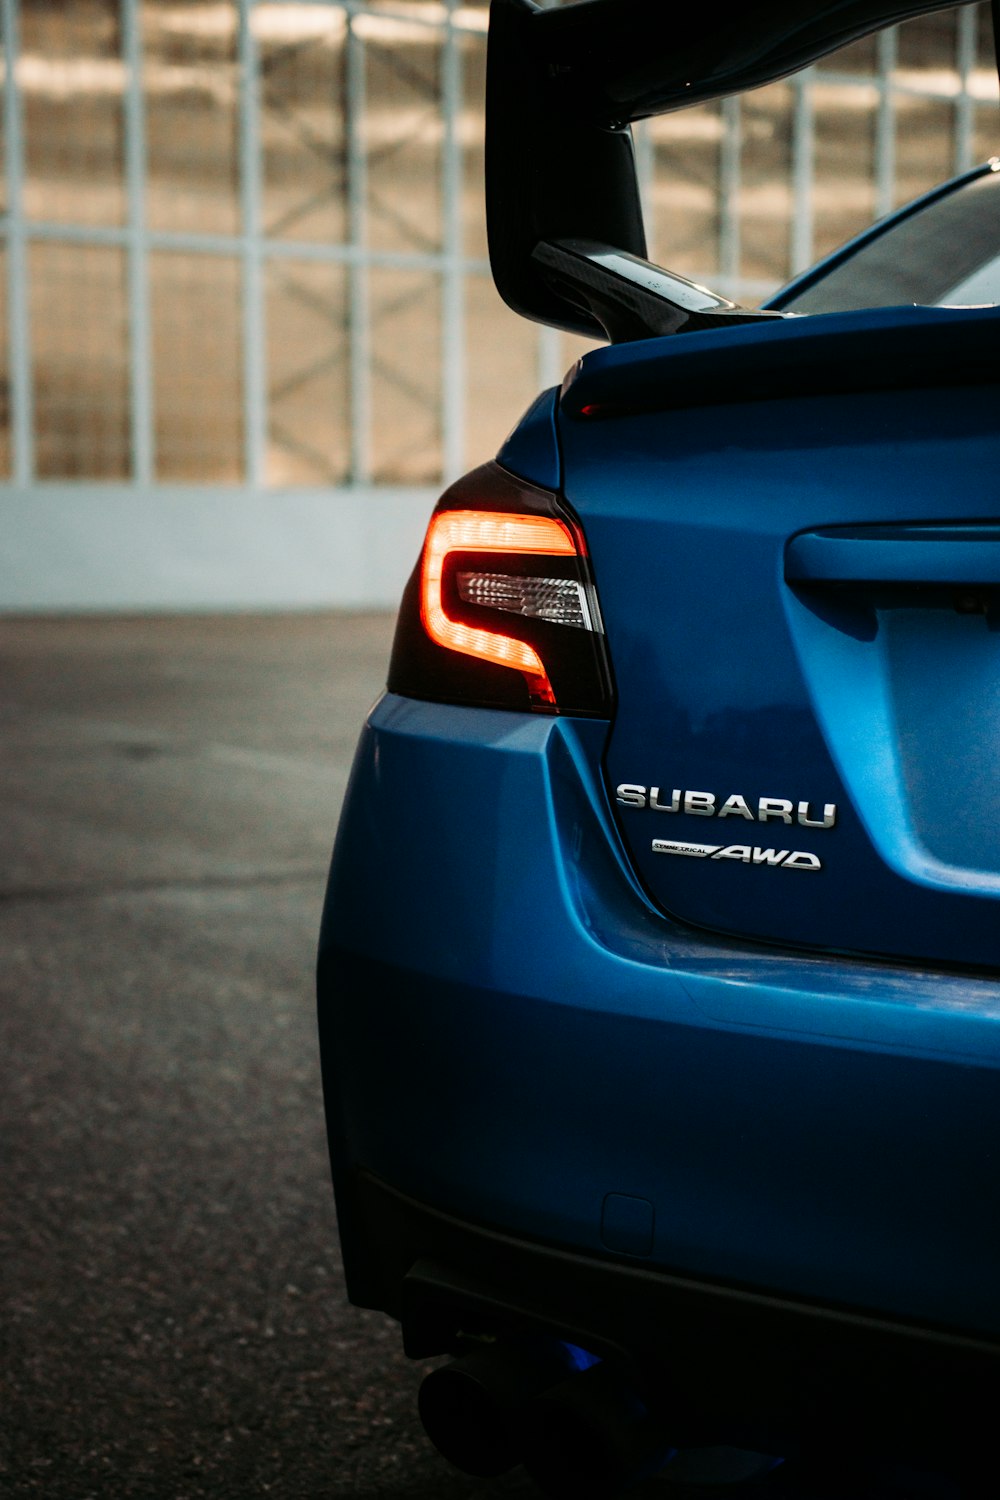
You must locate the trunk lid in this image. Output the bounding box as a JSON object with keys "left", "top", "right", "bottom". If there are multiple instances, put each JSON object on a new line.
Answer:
{"left": 559, "top": 305, "right": 1000, "bottom": 968}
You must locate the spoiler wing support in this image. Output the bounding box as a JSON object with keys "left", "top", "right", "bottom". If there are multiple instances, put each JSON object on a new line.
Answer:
{"left": 486, "top": 0, "right": 982, "bottom": 341}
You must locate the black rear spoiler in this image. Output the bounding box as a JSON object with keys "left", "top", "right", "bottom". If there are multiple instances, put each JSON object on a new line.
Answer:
{"left": 486, "top": 0, "right": 982, "bottom": 341}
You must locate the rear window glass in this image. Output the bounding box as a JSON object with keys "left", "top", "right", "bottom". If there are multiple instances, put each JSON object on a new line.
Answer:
{"left": 775, "top": 167, "right": 1000, "bottom": 313}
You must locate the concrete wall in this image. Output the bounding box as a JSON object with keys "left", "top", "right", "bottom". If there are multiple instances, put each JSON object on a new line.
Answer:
{"left": 0, "top": 486, "right": 435, "bottom": 613}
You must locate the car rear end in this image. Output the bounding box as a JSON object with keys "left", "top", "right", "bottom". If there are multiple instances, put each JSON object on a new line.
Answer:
{"left": 318, "top": 305, "right": 1000, "bottom": 1485}
{"left": 318, "top": 0, "right": 1000, "bottom": 1489}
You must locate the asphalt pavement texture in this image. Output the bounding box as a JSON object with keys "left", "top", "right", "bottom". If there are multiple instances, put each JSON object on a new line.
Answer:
{"left": 0, "top": 615, "right": 970, "bottom": 1500}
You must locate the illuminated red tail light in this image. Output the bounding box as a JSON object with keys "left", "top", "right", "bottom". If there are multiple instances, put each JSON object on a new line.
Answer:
{"left": 388, "top": 463, "right": 612, "bottom": 716}
{"left": 421, "top": 510, "right": 578, "bottom": 704}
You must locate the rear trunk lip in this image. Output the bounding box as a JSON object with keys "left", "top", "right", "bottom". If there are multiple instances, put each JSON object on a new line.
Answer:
{"left": 559, "top": 302, "right": 1000, "bottom": 421}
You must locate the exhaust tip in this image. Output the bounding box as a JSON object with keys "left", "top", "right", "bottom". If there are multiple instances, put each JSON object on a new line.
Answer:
{"left": 418, "top": 1358, "right": 519, "bottom": 1477}
{"left": 518, "top": 1362, "right": 674, "bottom": 1500}
{"left": 418, "top": 1339, "right": 581, "bottom": 1479}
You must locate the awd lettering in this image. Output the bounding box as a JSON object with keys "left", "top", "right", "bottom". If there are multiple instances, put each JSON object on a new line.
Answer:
{"left": 651, "top": 838, "right": 822, "bottom": 871}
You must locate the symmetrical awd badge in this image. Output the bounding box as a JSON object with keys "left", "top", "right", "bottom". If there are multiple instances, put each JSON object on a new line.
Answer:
{"left": 615, "top": 784, "right": 838, "bottom": 872}
{"left": 652, "top": 839, "right": 821, "bottom": 871}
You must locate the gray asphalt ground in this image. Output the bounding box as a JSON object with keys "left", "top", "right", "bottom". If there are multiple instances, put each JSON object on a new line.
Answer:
{"left": 0, "top": 614, "right": 966, "bottom": 1500}
{"left": 0, "top": 612, "right": 540, "bottom": 1500}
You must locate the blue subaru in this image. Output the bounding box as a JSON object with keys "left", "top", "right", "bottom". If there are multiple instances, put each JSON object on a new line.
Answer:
{"left": 319, "top": 1, "right": 1000, "bottom": 1493}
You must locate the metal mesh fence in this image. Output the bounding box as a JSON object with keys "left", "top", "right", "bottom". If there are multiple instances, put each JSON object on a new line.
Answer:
{"left": 0, "top": 0, "right": 996, "bottom": 490}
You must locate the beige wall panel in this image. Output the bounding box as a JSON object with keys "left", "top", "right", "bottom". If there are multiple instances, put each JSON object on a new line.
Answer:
{"left": 365, "top": 19, "right": 442, "bottom": 256}
{"left": 370, "top": 268, "right": 441, "bottom": 484}
{"left": 31, "top": 241, "right": 130, "bottom": 479}
{"left": 266, "top": 260, "right": 350, "bottom": 486}
{"left": 150, "top": 252, "right": 243, "bottom": 482}
{"left": 257, "top": 3, "right": 348, "bottom": 245}
{"left": 21, "top": 0, "right": 125, "bottom": 227}
{"left": 143, "top": 0, "right": 240, "bottom": 236}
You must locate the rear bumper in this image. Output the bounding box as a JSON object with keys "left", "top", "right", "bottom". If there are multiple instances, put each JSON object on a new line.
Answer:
{"left": 318, "top": 694, "right": 1000, "bottom": 1350}
{"left": 337, "top": 1167, "right": 1000, "bottom": 1464}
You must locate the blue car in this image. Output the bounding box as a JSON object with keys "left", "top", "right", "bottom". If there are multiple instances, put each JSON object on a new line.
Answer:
{"left": 319, "top": 1, "right": 1000, "bottom": 1493}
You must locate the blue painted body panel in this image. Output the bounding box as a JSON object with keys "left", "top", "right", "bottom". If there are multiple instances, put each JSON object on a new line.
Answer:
{"left": 496, "top": 385, "right": 562, "bottom": 490}
{"left": 320, "top": 694, "right": 1000, "bottom": 1336}
{"left": 786, "top": 524, "right": 1000, "bottom": 585}
{"left": 559, "top": 303, "right": 1000, "bottom": 418}
{"left": 556, "top": 336, "right": 1000, "bottom": 966}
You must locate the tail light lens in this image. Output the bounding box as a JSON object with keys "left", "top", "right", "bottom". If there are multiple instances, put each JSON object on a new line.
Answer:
{"left": 388, "top": 462, "right": 613, "bottom": 716}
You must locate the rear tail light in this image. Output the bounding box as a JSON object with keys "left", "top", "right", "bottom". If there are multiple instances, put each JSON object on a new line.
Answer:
{"left": 388, "top": 462, "right": 613, "bottom": 716}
